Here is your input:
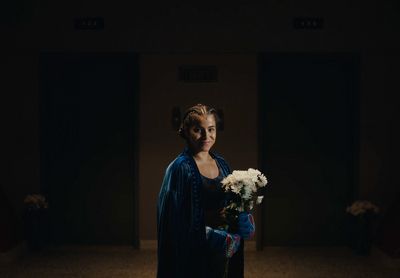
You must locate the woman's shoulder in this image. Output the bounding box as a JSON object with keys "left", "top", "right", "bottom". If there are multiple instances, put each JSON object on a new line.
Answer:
{"left": 165, "top": 152, "right": 192, "bottom": 174}
{"left": 161, "top": 153, "right": 193, "bottom": 193}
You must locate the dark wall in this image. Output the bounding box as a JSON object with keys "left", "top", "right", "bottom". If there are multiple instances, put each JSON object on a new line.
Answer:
{"left": 1, "top": 1, "right": 399, "bottom": 245}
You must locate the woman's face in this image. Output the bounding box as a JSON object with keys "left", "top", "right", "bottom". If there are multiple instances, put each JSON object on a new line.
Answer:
{"left": 185, "top": 114, "right": 217, "bottom": 153}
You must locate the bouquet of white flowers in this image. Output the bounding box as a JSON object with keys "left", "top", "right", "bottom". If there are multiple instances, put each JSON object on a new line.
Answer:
{"left": 219, "top": 168, "right": 268, "bottom": 278}
{"left": 220, "top": 168, "right": 268, "bottom": 232}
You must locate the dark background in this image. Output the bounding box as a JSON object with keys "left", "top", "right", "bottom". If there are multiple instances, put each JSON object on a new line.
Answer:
{"left": 1, "top": 0, "right": 399, "bottom": 252}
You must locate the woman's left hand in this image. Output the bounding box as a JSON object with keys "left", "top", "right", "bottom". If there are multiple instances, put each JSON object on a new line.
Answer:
{"left": 237, "top": 212, "right": 255, "bottom": 239}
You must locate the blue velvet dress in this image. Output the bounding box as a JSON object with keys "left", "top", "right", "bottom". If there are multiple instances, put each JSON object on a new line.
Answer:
{"left": 157, "top": 147, "right": 244, "bottom": 278}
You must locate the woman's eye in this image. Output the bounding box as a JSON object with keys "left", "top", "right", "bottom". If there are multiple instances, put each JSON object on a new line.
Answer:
{"left": 208, "top": 128, "right": 215, "bottom": 132}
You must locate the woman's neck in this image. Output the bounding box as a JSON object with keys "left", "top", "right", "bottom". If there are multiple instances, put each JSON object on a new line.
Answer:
{"left": 192, "top": 150, "right": 212, "bottom": 163}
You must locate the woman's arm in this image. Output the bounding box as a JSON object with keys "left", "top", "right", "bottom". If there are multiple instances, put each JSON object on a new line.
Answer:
{"left": 157, "top": 160, "right": 200, "bottom": 277}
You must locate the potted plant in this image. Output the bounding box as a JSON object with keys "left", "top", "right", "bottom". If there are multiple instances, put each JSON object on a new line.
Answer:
{"left": 346, "top": 200, "right": 380, "bottom": 255}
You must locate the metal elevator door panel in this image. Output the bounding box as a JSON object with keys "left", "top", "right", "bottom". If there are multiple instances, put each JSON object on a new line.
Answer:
{"left": 40, "top": 53, "right": 139, "bottom": 245}
{"left": 259, "top": 53, "right": 359, "bottom": 245}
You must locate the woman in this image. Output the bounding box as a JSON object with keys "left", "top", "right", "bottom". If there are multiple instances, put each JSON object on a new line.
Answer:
{"left": 157, "top": 104, "right": 255, "bottom": 278}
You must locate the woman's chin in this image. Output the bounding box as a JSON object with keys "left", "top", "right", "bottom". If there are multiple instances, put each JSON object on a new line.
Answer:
{"left": 191, "top": 146, "right": 212, "bottom": 153}
{"left": 200, "top": 145, "right": 214, "bottom": 152}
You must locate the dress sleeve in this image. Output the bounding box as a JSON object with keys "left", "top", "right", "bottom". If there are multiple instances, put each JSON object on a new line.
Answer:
{"left": 206, "top": 226, "right": 242, "bottom": 258}
{"left": 205, "top": 226, "right": 226, "bottom": 251}
{"left": 157, "top": 161, "right": 201, "bottom": 278}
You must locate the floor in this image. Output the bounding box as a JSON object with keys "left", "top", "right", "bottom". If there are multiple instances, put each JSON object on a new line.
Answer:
{"left": 1, "top": 245, "right": 399, "bottom": 278}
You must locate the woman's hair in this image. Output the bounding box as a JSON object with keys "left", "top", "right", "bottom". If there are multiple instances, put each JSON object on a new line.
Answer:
{"left": 178, "top": 104, "right": 220, "bottom": 139}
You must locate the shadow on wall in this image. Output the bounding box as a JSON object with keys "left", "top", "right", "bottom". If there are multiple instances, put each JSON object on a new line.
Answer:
{"left": 376, "top": 194, "right": 400, "bottom": 258}
{"left": 0, "top": 185, "right": 17, "bottom": 252}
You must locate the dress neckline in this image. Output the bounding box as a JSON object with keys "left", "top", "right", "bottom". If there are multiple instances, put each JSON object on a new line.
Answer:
{"left": 201, "top": 173, "right": 222, "bottom": 180}
{"left": 200, "top": 159, "right": 221, "bottom": 180}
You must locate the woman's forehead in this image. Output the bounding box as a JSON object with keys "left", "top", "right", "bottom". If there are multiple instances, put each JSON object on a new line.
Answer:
{"left": 190, "top": 114, "right": 216, "bottom": 127}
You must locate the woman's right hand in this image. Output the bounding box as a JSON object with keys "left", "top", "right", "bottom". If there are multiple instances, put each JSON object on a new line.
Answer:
{"left": 206, "top": 227, "right": 241, "bottom": 258}
{"left": 237, "top": 212, "right": 256, "bottom": 239}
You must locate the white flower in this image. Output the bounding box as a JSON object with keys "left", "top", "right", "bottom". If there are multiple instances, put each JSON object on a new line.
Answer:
{"left": 231, "top": 182, "right": 243, "bottom": 194}
{"left": 257, "top": 173, "right": 268, "bottom": 187}
{"left": 256, "top": 196, "right": 264, "bottom": 204}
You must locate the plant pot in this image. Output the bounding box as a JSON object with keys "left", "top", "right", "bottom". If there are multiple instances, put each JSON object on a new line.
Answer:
{"left": 350, "top": 213, "right": 373, "bottom": 256}
{"left": 24, "top": 208, "right": 48, "bottom": 251}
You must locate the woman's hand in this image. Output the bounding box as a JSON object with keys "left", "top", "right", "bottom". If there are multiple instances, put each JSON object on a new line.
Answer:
{"left": 237, "top": 212, "right": 255, "bottom": 239}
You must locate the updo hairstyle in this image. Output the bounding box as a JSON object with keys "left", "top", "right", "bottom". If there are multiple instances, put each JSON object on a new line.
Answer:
{"left": 178, "top": 104, "right": 220, "bottom": 140}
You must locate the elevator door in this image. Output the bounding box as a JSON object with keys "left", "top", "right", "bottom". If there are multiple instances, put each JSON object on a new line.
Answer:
{"left": 259, "top": 53, "right": 358, "bottom": 245}
{"left": 41, "top": 53, "right": 139, "bottom": 245}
